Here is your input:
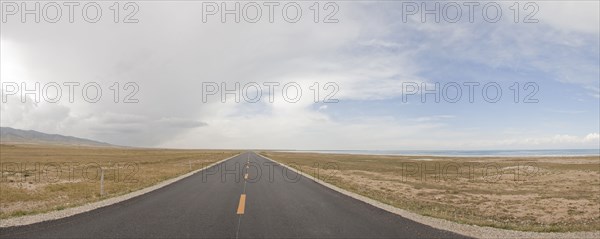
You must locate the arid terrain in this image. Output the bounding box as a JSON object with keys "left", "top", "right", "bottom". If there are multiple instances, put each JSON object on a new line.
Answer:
{"left": 2, "top": 144, "right": 598, "bottom": 233}
{"left": 261, "top": 152, "right": 600, "bottom": 232}
{"left": 0, "top": 143, "right": 239, "bottom": 219}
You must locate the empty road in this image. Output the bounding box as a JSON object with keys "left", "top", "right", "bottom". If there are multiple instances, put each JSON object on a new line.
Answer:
{"left": 0, "top": 152, "right": 469, "bottom": 238}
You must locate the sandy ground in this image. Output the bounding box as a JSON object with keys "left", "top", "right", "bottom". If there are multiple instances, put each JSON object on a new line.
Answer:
{"left": 262, "top": 152, "right": 600, "bottom": 232}
{"left": 0, "top": 143, "right": 240, "bottom": 219}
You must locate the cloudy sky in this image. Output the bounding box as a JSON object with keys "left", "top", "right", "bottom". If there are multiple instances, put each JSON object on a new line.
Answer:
{"left": 1, "top": 1, "right": 599, "bottom": 150}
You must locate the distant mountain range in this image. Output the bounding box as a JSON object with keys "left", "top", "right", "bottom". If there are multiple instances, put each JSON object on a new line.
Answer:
{"left": 0, "top": 127, "right": 113, "bottom": 147}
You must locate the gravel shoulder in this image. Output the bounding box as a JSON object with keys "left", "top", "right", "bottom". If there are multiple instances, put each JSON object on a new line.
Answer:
{"left": 261, "top": 154, "right": 600, "bottom": 239}
{"left": 0, "top": 154, "right": 239, "bottom": 228}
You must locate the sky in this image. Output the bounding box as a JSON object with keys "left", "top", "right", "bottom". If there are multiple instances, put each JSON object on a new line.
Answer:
{"left": 1, "top": 1, "right": 599, "bottom": 150}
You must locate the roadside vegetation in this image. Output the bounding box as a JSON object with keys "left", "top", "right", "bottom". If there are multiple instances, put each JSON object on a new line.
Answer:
{"left": 261, "top": 152, "right": 600, "bottom": 232}
{"left": 0, "top": 143, "right": 239, "bottom": 219}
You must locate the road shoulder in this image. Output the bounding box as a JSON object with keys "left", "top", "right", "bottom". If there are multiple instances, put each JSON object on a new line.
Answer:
{"left": 0, "top": 153, "right": 241, "bottom": 228}
{"left": 259, "top": 153, "right": 600, "bottom": 239}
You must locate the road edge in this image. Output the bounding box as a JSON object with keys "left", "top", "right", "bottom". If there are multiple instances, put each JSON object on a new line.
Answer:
{"left": 0, "top": 153, "right": 241, "bottom": 228}
{"left": 259, "top": 153, "right": 600, "bottom": 239}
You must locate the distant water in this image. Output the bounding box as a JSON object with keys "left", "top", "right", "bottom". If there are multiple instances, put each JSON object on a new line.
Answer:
{"left": 281, "top": 149, "right": 600, "bottom": 157}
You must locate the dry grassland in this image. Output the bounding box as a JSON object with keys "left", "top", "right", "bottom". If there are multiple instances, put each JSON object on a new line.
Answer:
{"left": 261, "top": 151, "right": 600, "bottom": 232}
{"left": 0, "top": 143, "right": 239, "bottom": 219}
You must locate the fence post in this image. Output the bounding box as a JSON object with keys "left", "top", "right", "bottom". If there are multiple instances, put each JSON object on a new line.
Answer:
{"left": 100, "top": 168, "right": 105, "bottom": 196}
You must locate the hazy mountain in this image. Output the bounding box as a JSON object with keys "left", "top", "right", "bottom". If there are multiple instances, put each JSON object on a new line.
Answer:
{"left": 0, "top": 127, "right": 113, "bottom": 147}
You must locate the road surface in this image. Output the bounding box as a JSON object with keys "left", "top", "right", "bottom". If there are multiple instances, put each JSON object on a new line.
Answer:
{"left": 0, "top": 152, "right": 469, "bottom": 238}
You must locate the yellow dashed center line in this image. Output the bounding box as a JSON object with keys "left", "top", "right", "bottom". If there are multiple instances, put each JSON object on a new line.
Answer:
{"left": 237, "top": 194, "right": 246, "bottom": 214}
{"left": 236, "top": 154, "right": 253, "bottom": 239}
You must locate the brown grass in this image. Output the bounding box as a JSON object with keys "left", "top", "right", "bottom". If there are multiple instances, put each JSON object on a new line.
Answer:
{"left": 260, "top": 152, "right": 600, "bottom": 232}
{"left": 0, "top": 143, "right": 239, "bottom": 219}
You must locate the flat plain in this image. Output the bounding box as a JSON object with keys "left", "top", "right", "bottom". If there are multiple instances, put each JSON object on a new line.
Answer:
{"left": 261, "top": 151, "right": 600, "bottom": 232}
{"left": 0, "top": 143, "right": 239, "bottom": 219}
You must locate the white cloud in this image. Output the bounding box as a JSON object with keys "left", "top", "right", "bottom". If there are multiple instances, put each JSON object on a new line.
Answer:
{"left": 1, "top": 2, "right": 598, "bottom": 150}
{"left": 535, "top": 1, "right": 600, "bottom": 34}
{"left": 584, "top": 133, "right": 600, "bottom": 142}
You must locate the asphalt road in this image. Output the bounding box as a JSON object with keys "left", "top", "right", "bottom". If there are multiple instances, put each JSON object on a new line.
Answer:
{"left": 0, "top": 152, "right": 469, "bottom": 238}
